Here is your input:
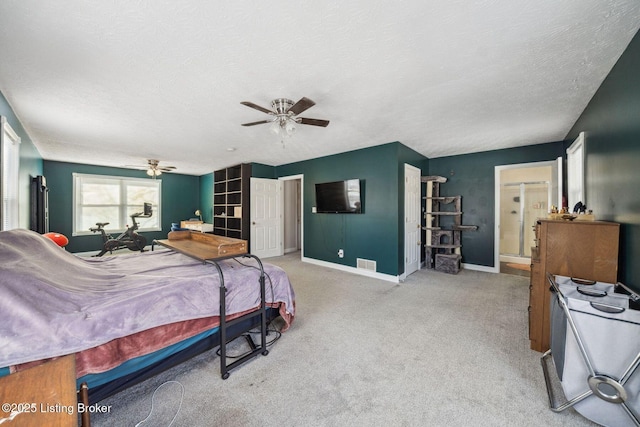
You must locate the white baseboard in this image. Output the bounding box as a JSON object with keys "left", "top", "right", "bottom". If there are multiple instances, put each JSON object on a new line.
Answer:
{"left": 301, "top": 256, "right": 400, "bottom": 283}
{"left": 301, "top": 258, "right": 498, "bottom": 280}
{"left": 462, "top": 263, "right": 499, "bottom": 273}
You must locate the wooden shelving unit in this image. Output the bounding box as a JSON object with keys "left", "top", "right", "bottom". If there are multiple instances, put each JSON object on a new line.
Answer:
{"left": 213, "top": 163, "right": 251, "bottom": 243}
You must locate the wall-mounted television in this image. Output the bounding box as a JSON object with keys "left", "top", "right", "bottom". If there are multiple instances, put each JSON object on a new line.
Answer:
{"left": 315, "top": 179, "right": 362, "bottom": 213}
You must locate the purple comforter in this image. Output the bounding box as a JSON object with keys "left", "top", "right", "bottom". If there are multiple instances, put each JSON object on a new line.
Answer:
{"left": 0, "top": 229, "right": 295, "bottom": 367}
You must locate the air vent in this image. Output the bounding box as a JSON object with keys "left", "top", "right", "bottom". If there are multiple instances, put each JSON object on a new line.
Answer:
{"left": 357, "top": 258, "right": 377, "bottom": 272}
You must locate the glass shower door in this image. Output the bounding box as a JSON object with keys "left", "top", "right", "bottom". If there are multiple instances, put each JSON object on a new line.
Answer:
{"left": 500, "top": 184, "right": 521, "bottom": 256}
{"left": 500, "top": 182, "right": 549, "bottom": 257}
{"left": 522, "top": 182, "right": 549, "bottom": 256}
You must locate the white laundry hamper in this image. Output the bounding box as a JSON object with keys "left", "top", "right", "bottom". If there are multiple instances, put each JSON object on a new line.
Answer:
{"left": 542, "top": 274, "right": 640, "bottom": 426}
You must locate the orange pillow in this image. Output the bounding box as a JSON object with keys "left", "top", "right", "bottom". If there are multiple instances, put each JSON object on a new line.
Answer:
{"left": 43, "top": 232, "right": 69, "bottom": 247}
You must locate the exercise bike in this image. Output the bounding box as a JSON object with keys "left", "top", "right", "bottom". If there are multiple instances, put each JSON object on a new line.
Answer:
{"left": 89, "top": 202, "right": 153, "bottom": 257}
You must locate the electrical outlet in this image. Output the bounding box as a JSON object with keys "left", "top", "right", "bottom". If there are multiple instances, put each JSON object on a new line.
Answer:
{"left": 338, "top": 249, "right": 344, "bottom": 258}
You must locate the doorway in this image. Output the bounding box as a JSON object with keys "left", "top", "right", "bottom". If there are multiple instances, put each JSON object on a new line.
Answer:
{"left": 494, "top": 159, "right": 562, "bottom": 275}
{"left": 500, "top": 181, "right": 549, "bottom": 260}
{"left": 280, "top": 175, "right": 303, "bottom": 258}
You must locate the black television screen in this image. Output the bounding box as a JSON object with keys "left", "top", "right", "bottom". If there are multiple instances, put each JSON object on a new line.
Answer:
{"left": 315, "top": 179, "right": 362, "bottom": 213}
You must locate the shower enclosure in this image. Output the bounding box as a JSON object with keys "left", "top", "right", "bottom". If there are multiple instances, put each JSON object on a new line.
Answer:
{"left": 500, "top": 181, "right": 550, "bottom": 259}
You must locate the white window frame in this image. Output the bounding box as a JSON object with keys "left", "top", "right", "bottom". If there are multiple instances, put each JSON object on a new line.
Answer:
{"left": 566, "top": 132, "right": 586, "bottom": 211}
{"left": 1, "top": 116, "right": 21, "bottom": 231}
{"left": 72, "top": 173, "right": 162, "bottom": 236}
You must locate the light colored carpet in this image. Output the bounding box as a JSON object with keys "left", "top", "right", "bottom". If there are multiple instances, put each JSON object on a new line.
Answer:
{"left": 91, "top": 252, "right": 596, "bottom": 426}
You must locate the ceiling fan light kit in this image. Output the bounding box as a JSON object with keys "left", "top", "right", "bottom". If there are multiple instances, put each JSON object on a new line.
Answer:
{"left": 125, "top": 159, "right": 176, "bottom": 179}
{"left": 269, "top": 117, "right": 297, "bottom": 137}
{"left": 241, "top": 97, "right": 329, "bottom": 146}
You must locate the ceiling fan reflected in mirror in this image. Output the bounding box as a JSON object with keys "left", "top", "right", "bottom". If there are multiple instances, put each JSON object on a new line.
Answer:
{"left": 241, "top": 97, "right": 329, "bottom": 144}
{"left": 126, "top": 159, "right": 176, "bottom": 179}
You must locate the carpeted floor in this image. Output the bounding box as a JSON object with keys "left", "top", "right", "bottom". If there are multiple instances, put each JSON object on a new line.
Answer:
{"left": 91, "top": 252, "right": 596, "bottom": 426}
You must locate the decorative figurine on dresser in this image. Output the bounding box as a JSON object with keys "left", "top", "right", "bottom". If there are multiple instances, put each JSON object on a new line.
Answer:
{"left": 422, "top": 176, "right": 477, "bottom": 274}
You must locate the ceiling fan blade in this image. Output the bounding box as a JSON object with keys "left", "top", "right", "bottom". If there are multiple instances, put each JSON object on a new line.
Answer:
{"left": 240, "top": 101, "right": 273, "bottom": 115}
{"left": 241, "top": 120, "right": 272, "bottom": 126}
{"left": 299, "top": 117, "right": 330, "bottom": 127}
{"left": 159, "top": 166, "right": 176, "bottom": 171}
{"left": 288, "top": 97, "right": 316, "bottom": 115}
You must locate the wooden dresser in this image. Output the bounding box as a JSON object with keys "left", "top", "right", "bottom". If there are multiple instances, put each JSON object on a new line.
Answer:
{"left": 529, "top": 219, "right": 620, "bottom": 352}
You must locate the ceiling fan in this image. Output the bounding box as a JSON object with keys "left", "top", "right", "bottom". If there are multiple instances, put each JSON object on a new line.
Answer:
{"left": 240, "top": 97, "right": 330, "bottom": 139}
{"left": 127, "top": 159, "right": 176, "bottom": 178}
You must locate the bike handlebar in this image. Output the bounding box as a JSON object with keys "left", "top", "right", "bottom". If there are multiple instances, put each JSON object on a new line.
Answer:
{"left": 131, "top": 212, "right": 152, "bottom": 218}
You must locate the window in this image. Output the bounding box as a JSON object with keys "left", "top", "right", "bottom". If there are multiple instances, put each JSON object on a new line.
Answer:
{"left": 566, "top": 132, "right": 586, "bottom": 210}
{"left": 1, "top": 116, "right": 21, "bottom": 231}
{"left": 73, "top": 173, "right": 161, "bottom": 236}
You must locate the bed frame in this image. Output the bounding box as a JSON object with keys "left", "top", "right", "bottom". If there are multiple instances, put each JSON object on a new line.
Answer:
{"left": 84, "top": 231, "right": 273, "bottom": 404}
{"left": 1, "top": 229, "right": 286, "bottom": 426}
{"left": 85, "top": 307, "right": 279, "bottom": 404}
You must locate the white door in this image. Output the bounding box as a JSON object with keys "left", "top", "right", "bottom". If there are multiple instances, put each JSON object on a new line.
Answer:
{"left": 250, "top": 178, "right": 282, "bottom": 258}
{"left": 404, "top": 164, "right": 422, "bottom": 277}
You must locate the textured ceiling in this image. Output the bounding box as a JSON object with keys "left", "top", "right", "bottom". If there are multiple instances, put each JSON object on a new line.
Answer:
{"left": 0, "top": 1, "right": 638, "bottom": 176}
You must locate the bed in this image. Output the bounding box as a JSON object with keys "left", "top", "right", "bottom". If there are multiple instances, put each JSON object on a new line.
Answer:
{"left": 0, "top": 229, "right": 295, "bottom": 403}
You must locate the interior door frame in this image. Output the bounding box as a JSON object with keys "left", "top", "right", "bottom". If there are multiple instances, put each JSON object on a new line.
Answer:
{"left": 279, "top": 174, "right": 304, "bottom": 260}
{"left": 494, "top": 159, "right": 562, "bottom": 272}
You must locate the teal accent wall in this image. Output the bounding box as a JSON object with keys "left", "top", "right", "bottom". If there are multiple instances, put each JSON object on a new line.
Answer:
{"left": 565, "top": 30, "right": 640, "bottom": 289}
{"left": 43, "top": 160, "right": 200, "bottom": 253}
{"left": 429, "top": 142, "right": 564, "bottom": 267}
{"left": 276, "top": 142, "right": 427, "bottom": 276}
{"left": 199, "top": 173, "right": 213, "bottom": 223}
{"left": 0, "top": 91, "right": 43, "bottom": 229}
{"left": 251, "top": 162, "right": 278, "bottom": 179}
